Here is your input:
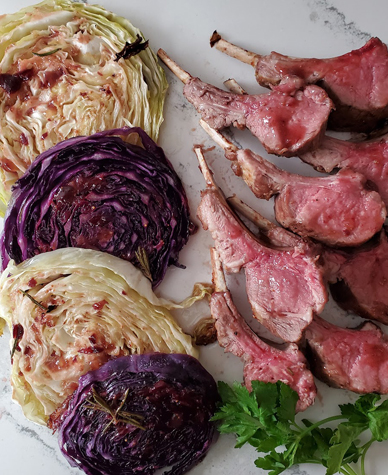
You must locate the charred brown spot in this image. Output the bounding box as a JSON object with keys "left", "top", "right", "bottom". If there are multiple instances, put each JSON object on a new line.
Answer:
{"left": 11, "top": 323, "right": 24, "bottom": 361}
{"left": 115, "top": 35, "right": 149, "bottom": 62}
{"left": 210, "top": 31, "right": 222, "bottom": 48}
{"left": 192, "top": 318, "right": 217, "bottom": 346}
{"left": 0, "top": 68, "right": 33, "bottom": 94}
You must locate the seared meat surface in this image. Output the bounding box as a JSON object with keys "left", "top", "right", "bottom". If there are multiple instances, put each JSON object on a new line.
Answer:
{"left": 301, "top": 134, "right": 388, "bottom": 206}
{"left": 305, "top": 316, "right": 388, "bottom": 393}
{"left": 184, "top": 77, "right": 332, "bottom": 156}
{"left": 195, "top": 148, "right": 327, "bottom": 343}
{"left": 324, "top": 230, "right": 388, "bottom": 324}
{"left": 229, "top": 147, "right": 386, "bottom": 246}
{"left": 212, "top": 34, "right": 388, "bottom": 132}
{"left": 210, "top": 249, "right": 316, "bottom": 412}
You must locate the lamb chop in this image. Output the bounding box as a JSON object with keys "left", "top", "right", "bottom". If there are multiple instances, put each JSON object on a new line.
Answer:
{"left": 211, "top": 33, "right": 388, "bottom": 132}
{"left": 200, "top": 120, "right": 386, "bottom": 247}
{"left": 305, "top": 315, "right": 388, "bottom": 394}
{"left": 157, "top": 49, "right": 333, "bottom": 156}
{"left": 194, "top": 147, "right": 328, "bottom": 343}
{"left": 231, "top": 195, "right": 388, "bottom": 326}
{"left": 209, "top": 247, "right": 317, "bottom": 412}
{"left": 301, "top": 134, "right": 388, "bottom": 206}
{"left": 324, "top": 230, "right": 388, "bottom": 325}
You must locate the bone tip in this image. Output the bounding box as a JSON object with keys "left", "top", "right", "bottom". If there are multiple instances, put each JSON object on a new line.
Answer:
{"left": 210, "top": 30, "right": 222, "bottom": 48}
{"left": 157, "top": 48, "right": 166, "bottom": 60}
{"left": 156, "top": 48, "right": 191, "bottom": 84}
{"left": 194, "top": 146, "right": 216, "bottom": 188}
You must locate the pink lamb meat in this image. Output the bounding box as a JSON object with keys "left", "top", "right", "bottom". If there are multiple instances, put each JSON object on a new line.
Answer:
{"left": 210, "top": 248, "right": 316, "bottom": 412}
{"left": 301, "top": 134, "right": 388, "bottom": 206}
{"left": 305, "top": 315, "right": 388, "bottom": 393}
{"left": 229, "top": 195, "right": 388, "bottom": 327}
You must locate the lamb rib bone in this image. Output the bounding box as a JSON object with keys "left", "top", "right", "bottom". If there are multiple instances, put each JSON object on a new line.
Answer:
{"left": 199, "top": 120, "right": 386, "bottom": 247}
{"left": 194, "top": 146, "right": 328, "bottom": 343}
{"left": 157, "top": 48, "right": 333, "bottom": 157}
{"left": 211, "top": 32, "right": 388, "bottom": 132}
{"left": 210, "top": 247, "right": 317, "bottom": 412}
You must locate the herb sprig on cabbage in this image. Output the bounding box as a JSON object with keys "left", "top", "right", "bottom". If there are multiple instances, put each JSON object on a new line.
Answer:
{"left": 53, "top": 354, "right": 218, "bottom": 475}
{"left": 0, "top": 0, "right": 167, "bottom": 213}
{"left": 0, "top": 248, "right": 211, "bottom": 425}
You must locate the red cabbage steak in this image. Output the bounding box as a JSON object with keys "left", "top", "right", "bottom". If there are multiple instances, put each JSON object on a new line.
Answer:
{"left": 1, "top": 127, "right": 194, "bottom": 287}
{"left": 52, "top": 353, "right": 218, "bottom": 475}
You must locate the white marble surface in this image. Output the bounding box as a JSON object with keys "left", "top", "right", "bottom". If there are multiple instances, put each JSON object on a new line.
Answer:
{"left": 0, "top": 0, "right": 387, "bottom": 474}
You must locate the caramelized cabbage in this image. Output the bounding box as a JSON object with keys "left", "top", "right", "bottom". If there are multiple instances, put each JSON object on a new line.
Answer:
{"left": 55, "top": 354, "right": 218, "bottom": 475}
{"left": 0, "top": 0, "right": 167, "bottom": 213}
{"left": 1, "top": 127, "right": 193, "bottom": 287}
{"left": 0, "top": 248, "right": 210, "bottom": 425}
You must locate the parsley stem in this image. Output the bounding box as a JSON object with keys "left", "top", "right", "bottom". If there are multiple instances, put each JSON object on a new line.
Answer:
{"left": 291, "top": 421, "right": 304, "bottom": 431}
{"left": 360, "top": 438, "right": 374, "bottom": 475}
{"left": 283, "top": 415, "right": 347, "bottom": 465}
{"left": 340, "top": 467, "right": 355, "bottom": 475}
{"left": 299, "top": 415, "right": 346, "bottom": 437}
{"left": 341, "top": 464, "right": 359, "bottom": 475}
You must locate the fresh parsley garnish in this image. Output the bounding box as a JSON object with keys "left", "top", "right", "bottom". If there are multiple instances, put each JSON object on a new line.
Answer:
{"left": 212, "top": 381, "right": 388, "bottom": 475}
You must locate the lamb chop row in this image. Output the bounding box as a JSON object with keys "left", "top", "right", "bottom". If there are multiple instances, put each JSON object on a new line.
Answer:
{"left": 158, "top": 49, "right": 333, "bottom": 157}
{"left": 159, "top": 49, "right": 388, "bottom": 249}
{"left": 200, "top": 120, "right": 386, "bottom": 247}
{"left": 211, "top": 33, "right": 388, "bottom": 132}
{"left": 202, "top": 156, "right": 388, "bottom": 397}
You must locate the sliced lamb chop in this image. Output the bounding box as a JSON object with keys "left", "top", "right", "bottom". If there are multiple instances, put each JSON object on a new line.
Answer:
{"left": 324, "top": 230, "right": 388, "bottom": 325}
{"left": 210, "top": 248, "right": 317, "bottom": 412}
{"left": 231, "top": 196, "right": 388, "bottom": 326}
{"left": 211, "top": 33, "right": 388, "bottom": 132}
{"left": 301, "top": 134, "right": 388, "bottom": 206}
{"left": 305, "top": 315, "right": 388, "bottom": 394}
{"left": 200, "top": 120, "right": 386, "bottom": 247}
{"left": 194, "top": 147, "right": 328, "bottom": 343}
{"left": 157, "top": 48, "right": 333, "bottom": 156}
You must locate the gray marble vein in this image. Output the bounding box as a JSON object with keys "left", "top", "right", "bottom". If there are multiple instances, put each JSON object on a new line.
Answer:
{"left": 307, "top": 0, "right": 371, "bottom": 41}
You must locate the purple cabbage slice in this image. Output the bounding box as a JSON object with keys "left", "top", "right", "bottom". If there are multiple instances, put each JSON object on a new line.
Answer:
{"left": 53, "top": 353, "right": 218, "bottom": 475}
{"left": 1, "top": 127, "right": 194, "bottom": 287}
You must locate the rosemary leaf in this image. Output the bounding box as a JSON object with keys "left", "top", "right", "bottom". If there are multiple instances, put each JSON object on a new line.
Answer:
{"left": 86, "top": 387, "right": 145, "bottom": 430}
{"left": 135, "top": 247, "right": 153, "bottom": 281}
{"left": 91, "top": 387, "right": 115, "bottom": 419}
{"left": 20, "top": 289, "right": 48, "bottom": 311}
{"left": 32, "top": 48, "right": 62, "bottom": 57}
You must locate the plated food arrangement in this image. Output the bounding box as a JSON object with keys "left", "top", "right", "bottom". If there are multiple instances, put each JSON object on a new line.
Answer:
{"left": 1, "top": 1, "right": 388, "bottom": 475}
